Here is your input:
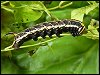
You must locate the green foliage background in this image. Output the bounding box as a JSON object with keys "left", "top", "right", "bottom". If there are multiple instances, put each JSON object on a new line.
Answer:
{"left": 1, "top": 1, "right": 99, "bottom": 74}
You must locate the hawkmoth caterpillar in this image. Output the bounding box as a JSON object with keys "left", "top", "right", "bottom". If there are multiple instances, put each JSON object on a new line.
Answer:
{"left": 7, "top": 19, "right": 86, "bottom": 49}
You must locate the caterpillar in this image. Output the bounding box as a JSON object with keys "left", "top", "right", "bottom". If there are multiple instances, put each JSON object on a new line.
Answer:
{"left": 7, "top": 19, "right": 86, "bottom": 49}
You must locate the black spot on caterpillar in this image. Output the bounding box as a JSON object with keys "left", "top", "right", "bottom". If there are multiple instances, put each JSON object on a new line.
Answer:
{"left": 8, "top": 19, "right": 86, "bottom": 49}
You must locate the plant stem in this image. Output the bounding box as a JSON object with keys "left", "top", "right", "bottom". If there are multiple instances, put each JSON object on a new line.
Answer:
{"left": 1, "top": 1, "right": 9, "bottom": 5}
{"left": 1, "top": 33, "right": 99, "bottom": 52}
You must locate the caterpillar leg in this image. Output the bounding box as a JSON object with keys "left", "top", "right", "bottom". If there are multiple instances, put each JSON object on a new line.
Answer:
{"left": 40, "top": 29, "right": 47, "bottom": 39}
{"left": 71, "top": 32, "right": 80, "bottom": 37}
{"left": 32, "top": 32, "right": 39, "bottom": 41}
{"left": 32, "top": 35, "right": 38, "bottom": 41}
{"left": 53, "top": 28, "right": 61, "bottom": 37}
{"left": 47, "top": 28, "right": 54, "bottom": 38}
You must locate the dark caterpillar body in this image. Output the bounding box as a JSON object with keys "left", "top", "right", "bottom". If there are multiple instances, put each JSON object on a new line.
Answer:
{"left": 12, "top": 19, "right": 85, "bottom": 49}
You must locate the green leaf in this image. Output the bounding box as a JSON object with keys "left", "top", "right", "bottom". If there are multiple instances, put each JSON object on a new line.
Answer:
{"left": 1, "top": 5, "right": 14, "bottom": 13}
{"left": 4, "top": 36, "right": 98, "bottom": 74}
{"left": 33, "top": 36, "right": 99, "bottom": 74}
{"left": 10, "top": 1, "right": 44, "bottom": 23}
{"left": 46, "top": 8, "right": 74, "bottom": 21}
{"left": 45, "top": 1, "right": 60, "bottom": 8}
{"left": 87, "top": 1, "right": 97, "bottom": 5}
{"left": 71, "top": 2, "right": 99, "bottom": 21}
{"left": 88, "top": 7, "right": 99, "bottom": 20}
{"left": 10, "top": 1, "right": 46, "bottom": 10}
{"left": 73, "top": 43, "right": 99, "bottom": 74}
{"left": 84, "top": 19, "right": 99, "bottom": 40}
{"left": 1, "top": 56, "right": 19, "bottom": 74}
{"left": 14, "top": 6, "right": 43, "bottom": 23}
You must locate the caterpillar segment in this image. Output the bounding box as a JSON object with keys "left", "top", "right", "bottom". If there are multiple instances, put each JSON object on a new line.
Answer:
{"left": 9, "top": 19, "right": 85, "bottom": 49}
